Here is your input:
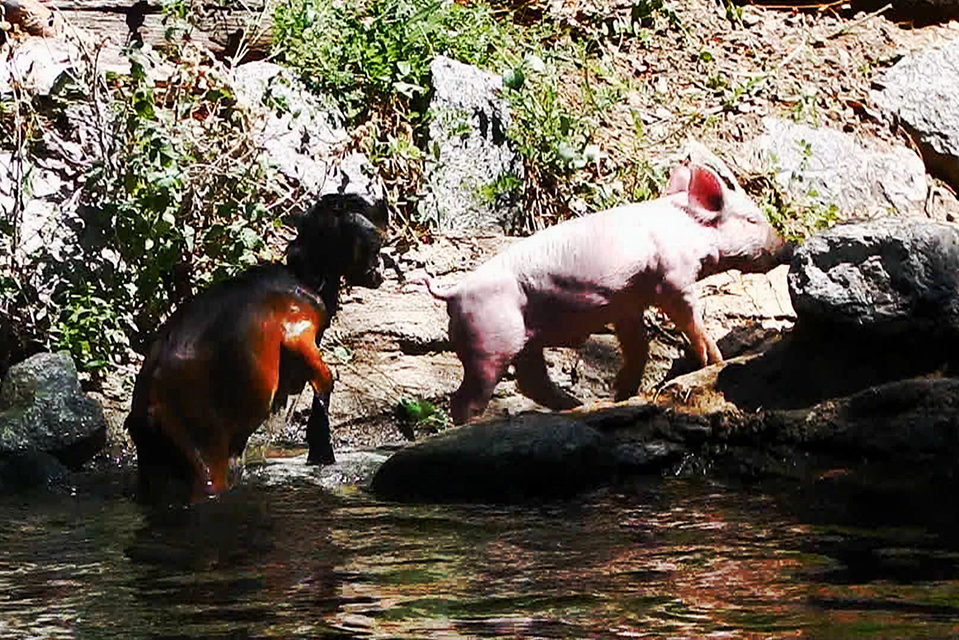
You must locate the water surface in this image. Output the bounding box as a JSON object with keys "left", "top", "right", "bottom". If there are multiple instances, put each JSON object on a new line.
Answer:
{"left": 2, "top": 469, "right": 959, "bottom": 638}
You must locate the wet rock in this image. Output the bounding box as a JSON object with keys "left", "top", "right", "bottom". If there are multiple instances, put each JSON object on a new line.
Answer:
{"left": 747, "top": 117, "right": 927, "bottom": 217}
{"left": 371, "top": 413, "right": 613, "bottom": 502}
{"left": 788, "top": 217, "right": 959, "bottom": 336}
{"left": 232, "top": 61, "right": 386, "bottom": 208}
{"left": 0, "top": 450, "right": 70, "bottom": 492}
{"left": 0, "top": 352, "right": 106, "bottom": 469}
{"left": 419, "top": 56, "right": 525, "bottom": 234}
{"left": 247, "top": 450, "right": 390, "bottom": 492}
{"left": 800, "top": 377, "right": 959, "bottom": 459}
{"left": 872, "top": 37, "right": 959, "bottom": 188}
{"left": 611, "top": 440, "right": 685, "bottom": 471}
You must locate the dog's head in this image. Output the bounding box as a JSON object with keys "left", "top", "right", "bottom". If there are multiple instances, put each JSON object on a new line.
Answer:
{"left": 287, "top": 194, "right": 385, "bottom": 295}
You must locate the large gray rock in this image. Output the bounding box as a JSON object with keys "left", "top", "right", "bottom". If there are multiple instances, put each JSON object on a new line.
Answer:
{"left": 747, "top": 117, "right": 927, "bottom": 217}
{"left": 419, "top": 56, "right": 525, "bottom": 234}
{"left": 0, "top": 352, "right": 106, "bottom": 469}
{"left": 371, "top": 413, "right": 613, "bottom": 502}
{"left": 872, "top": 38, "right": 959, "bottom": 189}
{"left": 0, "top": 36, "right": 75, "bottom": 98}
{"left": 0, "top": 152, "right": 77, "bottom": 260}
{"left": 788, "top": 217, "right": 959, "bottom": 335}
{"left": 232, "top": 61, "right": 386, "bottom": 209}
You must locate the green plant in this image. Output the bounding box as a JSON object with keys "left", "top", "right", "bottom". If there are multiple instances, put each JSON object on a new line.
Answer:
{"left": 51, "top": 283, "right": 129, "bottom": 371}
{"left": 273, "top": 0, "right": 524, "bottom": 226}
{"left": 57, "top": 39, "right": 292, "bottom": 370}
{"left": 503, "top": 56, "right": 592, "bottom": 176}
{"left": 273, "top": 0, "right": 510, "bottom": 124}
{"left": 632, "top": 0, "right": 680, "bottom": 29}
{"left": 752, "top": 176, "right": 840, "bottom": 244}
{"left": 724, "top": 0, "right": 744, "bottom": 25}
{"left": 477, "top": 172, "right": 524, "bottom": 206}
{"left": 394, "top": 397, "right": 447, "bottom": 433}
{"left": 790, "top": 90, "right": 820, "bottom": 124}
{"left": 722, "top": 74, "right": 764, "bottom": 110}
{"left": 587, "top": 159, "right": 666, "bottom": 211}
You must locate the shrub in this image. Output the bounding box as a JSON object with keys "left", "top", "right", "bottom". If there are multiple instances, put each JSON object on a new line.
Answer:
{"left": 72, "top": 43, "right": 291, "bottom": 365}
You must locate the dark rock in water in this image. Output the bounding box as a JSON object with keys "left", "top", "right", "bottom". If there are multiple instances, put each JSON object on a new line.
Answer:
{"left": 800, "top": 377, "right": 959, "bottom": 460}
{"left": 788, "top": 217, "right": 959, "bottom": 337}
{"left": 0, "top": 450, "right": 70, "bottom": 492}
{"left": 611, "top": 440, "right": 686, "bottom": 470}
{"left": 371, "top": 413, "right": 614, "bottom": 502}
{"left": 0, "top": 352, "right": 106, "bottom": 469}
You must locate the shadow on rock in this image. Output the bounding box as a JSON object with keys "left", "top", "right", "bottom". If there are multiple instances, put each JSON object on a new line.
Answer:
{"left": 714, "top": 325, "right": 959, "bottom": 411}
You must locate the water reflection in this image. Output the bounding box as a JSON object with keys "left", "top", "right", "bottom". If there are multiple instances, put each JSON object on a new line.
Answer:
{"left": 1, "top": 474, "right": 959, "bottom": 638}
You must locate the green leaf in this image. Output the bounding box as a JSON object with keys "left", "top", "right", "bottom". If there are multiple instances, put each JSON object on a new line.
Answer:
{"left": 393, "top": 81, "right": 425, "bottom": 99}
{"left": 502, "top": 67, "right": 525, "bottom": 91}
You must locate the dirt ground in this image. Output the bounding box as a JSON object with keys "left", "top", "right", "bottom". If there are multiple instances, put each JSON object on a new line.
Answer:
{"left": 550, "top": 0, "right": 959, "bottom": 219}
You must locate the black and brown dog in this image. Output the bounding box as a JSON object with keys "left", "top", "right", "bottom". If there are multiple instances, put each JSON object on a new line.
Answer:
{"left": 125, "top": 194, "right": 385, "bottom": 502}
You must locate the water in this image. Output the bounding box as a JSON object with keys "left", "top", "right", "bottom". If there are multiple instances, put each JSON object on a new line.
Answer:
{"left": 2, "top": 469, "right": 959, "bottom": 639}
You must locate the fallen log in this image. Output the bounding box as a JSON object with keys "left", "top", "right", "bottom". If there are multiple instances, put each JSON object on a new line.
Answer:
{"left": 50, "top": 0, "right": 275, "bottom": 61}
{"left": 2, "top": 0, "right": 64, "bottom": 36}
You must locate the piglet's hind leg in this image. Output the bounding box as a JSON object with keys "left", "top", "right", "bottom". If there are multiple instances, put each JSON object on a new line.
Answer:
{"left": 513, "top": 347, "right": 582, "bottom": 411}
{"left": 613, "top": 314, "right": 649, "bottom": 402}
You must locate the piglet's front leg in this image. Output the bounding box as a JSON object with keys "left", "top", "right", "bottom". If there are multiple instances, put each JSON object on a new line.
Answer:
{"left": 658, "top": 291, "right": 723, "bottom": 368}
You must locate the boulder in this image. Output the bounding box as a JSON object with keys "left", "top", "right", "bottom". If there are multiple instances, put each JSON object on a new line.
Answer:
{"left": 0, "top": 352, "right": 106, "bottom": 469}
{"left": 371, "top": 413, "right": 613, "bottom": 502}
{"left": 801, "top": 378, "right": 959, "bottom": 458}
{"left": 872, "top": 38, "right": 959, "bottom": 189}
{"left": 232, "top": 61, "right": 386, "bottom": 209}
{"left": 0, "top": 35, "right": 74, "bottom": 97}
{"left": 419, "top": 56, "right": 525, "bottom": 234}
{"left": 788, "top": 217, "right": 959, "bottom": 336}
{"left": 747, "top": 117, "right": 927, "bottom": 217}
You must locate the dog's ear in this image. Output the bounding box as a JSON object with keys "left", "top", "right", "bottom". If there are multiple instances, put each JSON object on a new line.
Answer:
{"left": 340, "top": 212, "right": 383, "bottom": 288}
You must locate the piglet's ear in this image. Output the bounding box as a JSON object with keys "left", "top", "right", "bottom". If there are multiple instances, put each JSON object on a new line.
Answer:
{"left": 665, "top": 165, "right": 691, "bottom": 195}
{"left": 685, "top": 166, "right": 725, "bottom": 224}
